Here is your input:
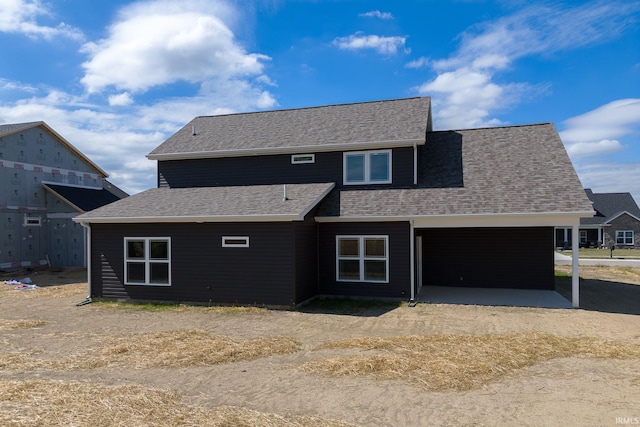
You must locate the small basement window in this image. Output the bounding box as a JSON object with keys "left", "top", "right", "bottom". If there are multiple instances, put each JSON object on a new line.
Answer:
{"left": 222, "top": 236, "right": 249, "bottom": 248}
{"left": 291, "top": 154, "right": 315, "bottom": 164}
{"left": 23, "top": 216, "right": 41, "bottom": 226}
{"left": 124, "top": 237, "right": 171, "bottom": 286}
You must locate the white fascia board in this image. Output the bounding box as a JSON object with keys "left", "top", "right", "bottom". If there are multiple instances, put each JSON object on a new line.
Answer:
{"left": 146, "top": 139, "right": 424, "bottom": 161}
{"left": 606, "top": 210, "right": 640, "bottom": 223}
{"left": 73, "top": 214, "right": 302, "bottom": 225}
{"left": 316, "top": 211, "right": 595, "bottom": 227}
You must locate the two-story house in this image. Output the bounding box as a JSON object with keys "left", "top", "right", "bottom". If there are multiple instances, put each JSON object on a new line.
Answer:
{"left": 74, "top": 97, "right": 593, "bottom": 307}
{"left": 0, "top": 121, "right": 127, "bottom": 269}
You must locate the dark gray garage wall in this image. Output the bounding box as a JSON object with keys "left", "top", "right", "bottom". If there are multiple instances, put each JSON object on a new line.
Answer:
{"left": 318, "top": 221, "right": 411, "bottom": 298}
{"left": 418, "top": 227, "right": 555, "bottom": 290}
{"left": 90, "top": 222, "right": 310, "bottom": 306}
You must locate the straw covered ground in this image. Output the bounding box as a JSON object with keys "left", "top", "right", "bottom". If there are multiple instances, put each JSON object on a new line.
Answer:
{"left": 1, "top": 266, "right": 640, "bottom": 426}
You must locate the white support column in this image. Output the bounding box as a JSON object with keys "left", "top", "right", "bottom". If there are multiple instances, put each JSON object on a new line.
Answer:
{"left": 571, "top": 225, "right": 580, "bottom": 308}
{"left": 598, "top": 228, "right": 603, "bottom": 247}
{"left": 564, "top": 228, "right": 569, "bottom": 246}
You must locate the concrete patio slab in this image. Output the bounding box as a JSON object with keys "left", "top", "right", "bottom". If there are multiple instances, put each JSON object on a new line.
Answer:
{"left": 417, "top": 286, "right": 572, "bottom": 309}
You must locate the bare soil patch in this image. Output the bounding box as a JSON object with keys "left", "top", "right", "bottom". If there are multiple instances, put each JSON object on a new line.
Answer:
{"left": 1, "top": 266, "right": 640, "bottom": 426}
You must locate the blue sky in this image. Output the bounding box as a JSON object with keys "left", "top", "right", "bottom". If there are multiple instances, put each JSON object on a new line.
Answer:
{"left": 1, "top": 0, "right": 639, "bottom": 203}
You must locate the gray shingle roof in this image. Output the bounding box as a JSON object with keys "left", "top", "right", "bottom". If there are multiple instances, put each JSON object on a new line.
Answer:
{"left": 316, "top": 123, "right": 594, "bottom": 217}
{"left": 0, "top": 121, "right": 42, "bottom": 136}
{"left": 581, "top": 189, "right": 640, "bottom": 225}
{"left": 148, "top": 97, "right": 431, "bottom": 159}
{"left": 74, "top": 183, "right": 335, "bottom": 223}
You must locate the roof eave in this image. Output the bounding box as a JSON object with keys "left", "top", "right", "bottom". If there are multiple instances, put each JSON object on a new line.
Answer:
{"left": 73, "top": 214, "right": 304, "bottom": 225}
{"left": 147, "top": 139, "right": 425, "bottom": 161}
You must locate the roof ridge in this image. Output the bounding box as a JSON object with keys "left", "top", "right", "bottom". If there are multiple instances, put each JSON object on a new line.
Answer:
{"left": 430, "top": 122, "right": 553, "bottom": 133}
{"left": 194, "top": 97, "right": 429, "bottom": 119}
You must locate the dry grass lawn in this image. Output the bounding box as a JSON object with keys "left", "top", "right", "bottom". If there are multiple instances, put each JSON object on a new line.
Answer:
{"left": 2, "top": 266, "right": 640, "bottom": 426}
{"left": 302, "top": 332, "right": 640, "bottom": 391}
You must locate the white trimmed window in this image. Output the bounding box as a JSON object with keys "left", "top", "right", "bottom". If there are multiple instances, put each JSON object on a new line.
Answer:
{"left": 124, "top": 238, "right": 171, "bottom": 286}
{"left": 291, "top": 154, "right": 315, "bottom": 164}
{"left": 23, "top": 215, "right": 41, "bottom": 226}
{"left": 222, "top": 236, "right": 249, "bottom": 247}
{"left": 336, "top": 236, "right": 388, "bottom": 282}
{"left": 343, "top": 150, "right": 392, "bottom": 185}
{"left": 580, "top": 230, "right": 587, "bottom": 244}
{"left": 616, "top": 230, "right": 634, "bottom": 245}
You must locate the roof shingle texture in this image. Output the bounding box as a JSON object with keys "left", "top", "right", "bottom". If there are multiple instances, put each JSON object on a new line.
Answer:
{"left": 0, "top": 122, "right": 41, "bottom": 136}
{"left": 317, "top": 123, "right": 594, "bottom": 217}
{"left": 149, "top": 97, "right": 430, "bottom": 157}
{"left": 76, "top": 183, "right": 334, "bottom": 221}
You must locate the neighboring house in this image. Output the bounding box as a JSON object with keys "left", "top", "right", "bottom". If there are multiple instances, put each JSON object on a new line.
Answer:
{"left": 556, "top": 189, "right": 640, "bottom": 249}
{"left": 0, "top": 121, "right": 127, "bottom": 269}
{"left": 74, "top": 97, "right": 593, "bottom": 307}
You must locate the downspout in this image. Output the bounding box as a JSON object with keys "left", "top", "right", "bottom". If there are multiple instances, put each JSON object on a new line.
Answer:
{"left": 409, "top": 218, "right": 416, "bottom": 305}
{"left": 413, "top": 142, "right": 418, "bottom": 186}
{"left": 77, "top": 223, "right": 92, "bottom": 305}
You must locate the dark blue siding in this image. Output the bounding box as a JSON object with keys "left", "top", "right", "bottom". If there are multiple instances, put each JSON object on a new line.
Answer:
{"left": 90, "top": 222, "right": 304, "bottom": 306}
{"left": 158, "top": 147, "right": 415, "bottom": 189}
{"left": 418, "top": 227, "right": 555, "bottom": 290}
{"left": 318, "top": 222, "right": 411, "bottom": 298}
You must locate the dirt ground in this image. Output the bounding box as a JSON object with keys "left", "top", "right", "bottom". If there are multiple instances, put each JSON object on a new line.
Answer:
{"left": 1, "top": 266, "right": 640, "bottom": 426}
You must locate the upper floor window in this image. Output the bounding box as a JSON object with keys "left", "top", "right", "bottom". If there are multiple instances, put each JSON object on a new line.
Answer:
{"left": 616, "top": 230, "right": 633, "bottom": 245}
{"left": 343, "top": 150, "right": 391, "bottom": 185}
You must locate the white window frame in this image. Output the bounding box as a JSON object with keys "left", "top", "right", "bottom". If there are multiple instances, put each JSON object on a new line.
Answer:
{"left": 124, "top": 237, "right": 171, "bottom": 286}
{"left": 580, "top": 230, "right": 587, "bottom": 244}
{"left": 23, "top": 215, "right": 41, "bottom": 227}
{"left": 343, "top": 150, "right": 392, "bottom": 185}
{"left": 616, "top": 230, "right": 634, "bottom": 245}
{"left": 222, "top": 236, "right": 250, "bottom": 248}
{"left": 336, "top": 235, "right": 389, "bottom": 283}
{"left": 291, "top": 154, "right": 315, "bottom": 164}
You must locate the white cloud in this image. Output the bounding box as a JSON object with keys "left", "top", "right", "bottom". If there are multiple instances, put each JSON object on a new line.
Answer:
{"left": 359, "top": 10, "right": 394, "bottom": 20}
{"left": 566, "top": 139, "right": 624, "bottom": 157}
{"left": 0, "top": 0, "right": 82, "bottom": 40}
{"left": 573, "top": 161, "right": 640, "bottom": 206}
{"left": 80, "top": 0, "right": 270, "bottom": 94}
{"left": 413, "top": 1, "right": 640, "bottom": 129}
{"left": 333, "top": 33, "right": 409, "bottom": 55}
{"left": 108, "top": 92, "right": 134, "bottom": 107}
{"left": 560, "top": 99, "right": 640, "bottom": 144}
{"left": 405, "top": 57, "right": 429, "bottom": 69}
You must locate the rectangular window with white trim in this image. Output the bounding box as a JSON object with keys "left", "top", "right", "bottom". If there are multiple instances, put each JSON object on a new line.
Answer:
{"left": 616, "top": 230, "right": 634, "bottom": 245}
{"left": 291, "top": 154, "right": 315, "bottom": 164}
{"left": 124, "top": 237, "right": 171, "bottom": 286}
{"left": 343, "top": 150, "right": 391, "bottom": 185}
{"left": 222, "top": 236, "right": 249, "bottom": 247}
{"left": 336, "top": 236, "right": 388, "bottom": 282}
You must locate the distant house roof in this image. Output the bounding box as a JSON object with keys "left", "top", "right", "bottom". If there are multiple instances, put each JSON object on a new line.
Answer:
{"left": 0, "top": 121, "right": 109, "bottom": 177}
{"left": 43, "top": 183, "right": 126, "bottom": 213}
{"left": 316, "top": 123, "right": 594, "bottom": 219}
{"left": 148, "top": 97, "right": 432, "bottom": 160}
{"left": 581, "top": 189, "right": 640, "bottom": 225}
{"left": 74, "top": 183, "right": 335, "bottom": 223}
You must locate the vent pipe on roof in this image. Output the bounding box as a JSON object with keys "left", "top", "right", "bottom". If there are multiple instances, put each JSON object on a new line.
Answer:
{"left": 283, "top": 184, "right": 288, "bottom": 201}
{"left": 192, "top": 125, "right": 196, "bottom": 136}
